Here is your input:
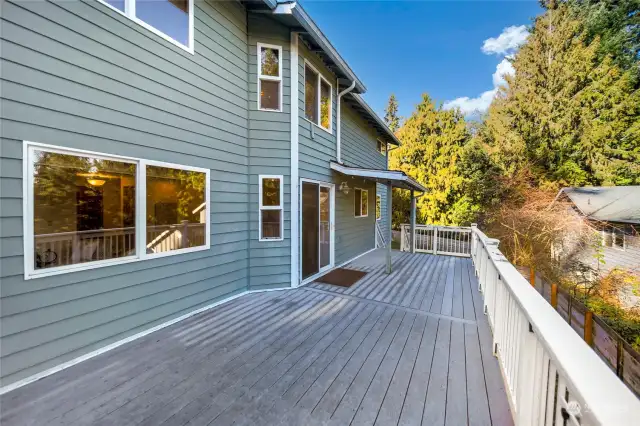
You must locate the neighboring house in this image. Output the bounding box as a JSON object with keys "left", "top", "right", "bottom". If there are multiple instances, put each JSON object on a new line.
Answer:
{"left": 553, "top": 186, "right": 640, "bottom": 283}
{"left": 0, "top": 0, "right": 425, "bottom": 389}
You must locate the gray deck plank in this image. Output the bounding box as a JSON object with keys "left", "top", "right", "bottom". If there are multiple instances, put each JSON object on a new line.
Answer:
{"left": 397, "top": 315, "right": 439, "bottom": 426}
{"left": 373, "top": 314, "right": 427, "bottom": 426}
{"left": 445, "top": 321, "right": 468, "bottom": 426}
{"left": 422, "top": 318, "right": 451, "bottom": 426}
{"left": 1, "top": 250, "right": 513, "bottom": 426}
{"left": 324, "top": 311, "right": 406, "bottom": 426}
{"left": 349, "top": 313, "right": 416, "bottom": 426}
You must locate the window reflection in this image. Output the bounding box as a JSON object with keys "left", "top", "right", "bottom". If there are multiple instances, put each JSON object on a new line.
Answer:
{"left": 136, "top": 0, "right": 189, "bottom": 46}
{"left": 146, "top": 165, "right": 206, "bottom": 253}
{"left": 32, "top": 150, "right": 137, "bottom": 269}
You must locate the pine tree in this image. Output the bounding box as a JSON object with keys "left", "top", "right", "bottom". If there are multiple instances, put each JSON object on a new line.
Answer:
{"left": 485, "top": 2, "right": 640, "bottom": 186}
{"left": 384, "top": 94, "right": 400, "bottom": 132}
{"left": 389, "top": 95, "right": 471, "bottom": 225}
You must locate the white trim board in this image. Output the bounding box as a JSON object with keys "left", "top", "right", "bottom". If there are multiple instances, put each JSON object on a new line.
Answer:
{"left": 290, "top": 31, "right": 300, "bottom": 288}
{"left": 0, "top": 286, "right": 290, "bottom": 396}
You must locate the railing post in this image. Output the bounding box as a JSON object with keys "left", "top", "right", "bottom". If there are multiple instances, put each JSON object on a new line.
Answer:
{"left": 433, "top": 227, "right": 438, "bottom": 255}
{"left": 181, "top": 220, "right": 189, "bottom": 249}
{"left": 400, "top": 225, "right": 405, "bottom": 252}
{"left": 585, "top": 310, "right": 594, "bottom": 347}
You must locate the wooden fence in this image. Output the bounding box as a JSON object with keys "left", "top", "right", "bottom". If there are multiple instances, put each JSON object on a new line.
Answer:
{"left": 519, "top": 266, "right": 640, "bottom": 398}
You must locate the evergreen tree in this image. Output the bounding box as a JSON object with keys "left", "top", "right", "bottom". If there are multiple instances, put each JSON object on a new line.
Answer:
{"left": 389, "top": 95, "right": 471, "bottom": 225}
{"left": 485, "top": 2, "right": 640, "bottom": 186}
{"left": 384, "top": 94, "right": 401, "bottom": 132}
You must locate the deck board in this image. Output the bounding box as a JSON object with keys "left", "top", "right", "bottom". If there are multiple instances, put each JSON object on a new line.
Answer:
{"left": 1, "top": 250, "right": 513, "bottom": 426}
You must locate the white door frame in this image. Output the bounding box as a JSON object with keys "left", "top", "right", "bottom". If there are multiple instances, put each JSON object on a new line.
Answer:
{"left": 299, "top": 178, "right": 335, "bottom": 286}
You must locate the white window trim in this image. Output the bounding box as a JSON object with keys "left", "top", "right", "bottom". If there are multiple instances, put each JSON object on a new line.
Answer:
{"left": 376, "top": 195, "right": 381, "bottom": 221}
{"left": 303, "top": 60, "right": 333, "bottom": 134}
{"left": 377, "top": 139, "right": 387, "bottom": 156}
{"left": 259, "top": 174, "right": 284, "bottom": 242}
{"left": 257, "top": 43, "right": 283, "bottom": 112}
{"left": 23, "top": 141, "right": 210, "bottom": 280}
{"left": 96, "top": 0, "right": 195, "bottom": 54}
{"left": 354, "top": 187, "right": 369, "bottom": 218}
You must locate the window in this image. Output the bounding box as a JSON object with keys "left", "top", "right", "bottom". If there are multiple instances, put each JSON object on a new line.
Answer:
{"left": 304, "top": 62, "right": 332, "bottom": 132}
{"left": 24, "top": 142, "right": 209, "bottom": 279}
{"left": 603, "top": 229, "right": 625, "bottom": 250}
{"left": 377, "top": 140, "right": 387, "bottom": 155}
{"left": 259, "top": 175, "right": 284, "bottom": 241}
{"left": 97, "top": 0, "right": 194, "bottom": 52}
{"left": 354, "top": 188, "right": 368, "bottom": 218}
{"left": 376, "top": 195, "right": 381, "bottom": 221}
{"left": 258, "top": 43, "right": 283, "bottom": 111}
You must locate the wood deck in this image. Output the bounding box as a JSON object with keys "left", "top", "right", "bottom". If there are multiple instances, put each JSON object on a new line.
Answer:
{"left": 0, "top": 250, "right": 512, "bottom": 426}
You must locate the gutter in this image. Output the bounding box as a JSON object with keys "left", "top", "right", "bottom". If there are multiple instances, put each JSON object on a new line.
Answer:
{"left": 336, "top": 80, "right": 356, "bottom": 163}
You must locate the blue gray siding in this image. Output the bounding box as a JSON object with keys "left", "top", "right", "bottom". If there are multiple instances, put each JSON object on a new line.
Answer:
{"left": 247, "top": 14, "right": 292, "bottom": 290}
{"left": 0, "top": 0, "right": 251, "bottom": 386}
{"left": 377, "top": 182, "right": 390, "bottom": 237}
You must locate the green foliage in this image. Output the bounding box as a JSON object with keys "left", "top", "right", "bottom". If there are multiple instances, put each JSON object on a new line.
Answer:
{"left": 484, "top": 2, "right": 640, "bottom": 186}
{"left": 584, "top": 297, "right": 640, "bottom": 350}
{"left": 390, "top": 95, "right": 476, "bottom": 226}
{"left": 384, "top": 94, "right": 401, "bottom": 133}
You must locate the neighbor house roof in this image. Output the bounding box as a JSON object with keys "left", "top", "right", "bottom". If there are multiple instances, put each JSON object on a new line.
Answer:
{"left": 558, "top": 186, "right": 640, "bottom": 224}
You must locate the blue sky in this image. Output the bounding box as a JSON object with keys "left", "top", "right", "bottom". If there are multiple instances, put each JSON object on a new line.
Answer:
{"left": 302, "top": 1, "right": 543, "bottom": 119}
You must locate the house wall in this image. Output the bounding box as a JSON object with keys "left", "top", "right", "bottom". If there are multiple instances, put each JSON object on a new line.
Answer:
{"left": 247, "top": 14, "right": 292, "bottom": 290}
{"left": 296, "top": 44, "right": 376, "bottom": 266}
{"left": 0, "top": 0, "right": 252, "bottom": 386}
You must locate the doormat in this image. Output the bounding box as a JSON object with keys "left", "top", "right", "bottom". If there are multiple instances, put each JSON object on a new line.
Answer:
{"left": 316, "top": 268, "right": 367, "bottom": 288}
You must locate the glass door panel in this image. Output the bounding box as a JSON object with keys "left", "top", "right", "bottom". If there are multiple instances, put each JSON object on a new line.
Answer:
{"left": 301, "top": 182, "right": 319, "bottom": 279}
{"left": 319, "top": 186, "right": 331, "bottom": 269}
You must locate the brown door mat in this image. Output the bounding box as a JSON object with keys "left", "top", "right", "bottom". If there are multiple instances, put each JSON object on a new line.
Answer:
{"left": 316, "top": 268, "right": 367, "bottom": 288}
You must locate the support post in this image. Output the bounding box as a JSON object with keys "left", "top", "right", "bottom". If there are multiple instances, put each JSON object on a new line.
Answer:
{"left": 585, "top": 311, "right": 594, "bottom": 347}
{"left": 386, "top": 183, "right": 392, "bottom": 274}
{"left": 551, "top": 283, "right": 558, "bottom": 309}
{"left": 410, "top": 190, "right": 416, "bottom": 254}
{"left": 529, "top": 265, "right": 536, "bottom": 288}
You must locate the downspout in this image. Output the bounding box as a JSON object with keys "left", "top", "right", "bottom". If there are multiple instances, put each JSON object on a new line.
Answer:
{"left": 336, "top": 80, "right": 356, "bottom": 163}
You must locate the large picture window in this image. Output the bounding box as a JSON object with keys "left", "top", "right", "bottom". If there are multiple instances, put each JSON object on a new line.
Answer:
{"left": 98, "top": 0, "right": 194, "bottom": 52}
{"left": 304, "top": 62, "right": 332, "bottom": 132}
{"left": 259, "top": 175, "right": 284, "bottom": 241}
{"left": 257, "top": 43, "right": 283, "bottom": 111}
{"left": 24, "top": 142, "right": 210, "bottom": 279}
{"left": 354, "top": 188, "right": 368, "bottom": 218}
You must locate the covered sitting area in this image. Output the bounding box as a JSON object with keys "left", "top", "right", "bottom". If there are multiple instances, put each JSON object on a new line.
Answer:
{"left": 329, "top": 162, "right": 427, "bottom": 273}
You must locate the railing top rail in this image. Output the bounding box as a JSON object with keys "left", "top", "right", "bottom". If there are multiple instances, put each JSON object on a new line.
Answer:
{"left": 470, "top": 225, "right": 640, "bottom": 422}
{"left": 400, "top": 224, "right": 471, "bottom": 231}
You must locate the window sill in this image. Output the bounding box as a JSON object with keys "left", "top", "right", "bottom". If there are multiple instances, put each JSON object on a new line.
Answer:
{"left": 259, "top": 238, "right": 285, "bottom": 242}
{"left": 25, "top": 245, "right": 210, "bottom": 280}
{"left": 258, "top": 107, "right": 283, "bottom": 113}
{"left": 302, "top": 117, "right": 333, "bottom": 136}
{"left": 354, "top": 215, "right": 369, "bottom": 219}
{"left": 96, "top": 0, "right": 194, "bottom": 55}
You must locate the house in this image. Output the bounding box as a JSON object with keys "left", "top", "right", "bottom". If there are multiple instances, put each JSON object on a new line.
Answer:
{"left": 0, "top": 0, "right": 426, "bottom": 390}
{"left": 553, "top": 186, "right": 640, "bottom": 284}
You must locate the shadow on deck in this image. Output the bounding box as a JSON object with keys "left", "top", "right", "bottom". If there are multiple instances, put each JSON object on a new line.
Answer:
{"left": 0, "top": 249, "right": 512, "bottom": 426}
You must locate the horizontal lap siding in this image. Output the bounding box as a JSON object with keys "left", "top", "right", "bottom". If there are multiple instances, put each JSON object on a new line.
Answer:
{"left": 247, "top": 14, "right": 292, "bottom": 290}
{"left": 297, "top": 44, "right": 375, "bottom": 266}
{"left": 0, "top": 0, "right": 250, "bottom": 386}
{"left": 377, "top": 183, "right": 390, "bottom": 237}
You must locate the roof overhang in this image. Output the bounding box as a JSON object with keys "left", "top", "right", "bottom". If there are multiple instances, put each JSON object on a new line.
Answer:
{"left": 345, "top": 94, "right": 400, "bottom": 146}
{"left": 330, "top": 162, "right": 427, "bottom": 193}
{"left": 270, "top": 1, "right": 366, "bottom": 93}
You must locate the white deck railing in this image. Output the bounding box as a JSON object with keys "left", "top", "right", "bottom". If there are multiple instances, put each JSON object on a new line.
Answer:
{"left": 399, "top": 224, "right": 471, "bottom": 257}
{"left": 470, "top": 225, "right": 640, "bottom": 425}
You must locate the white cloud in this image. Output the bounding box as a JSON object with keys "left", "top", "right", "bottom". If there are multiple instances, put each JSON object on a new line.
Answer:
{"left": 492, "top": 57, "right": 515, "bottom": 87}
{"left": 443, "top": 25, "right": 525, "bottom": 117}
{"left": 482, "top": 25, "right": 529, "bottom": 55}
{"left": 443, "top": 89, "right": 497, "bottom": 116}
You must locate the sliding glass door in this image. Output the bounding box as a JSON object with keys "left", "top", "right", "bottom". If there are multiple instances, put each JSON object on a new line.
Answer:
{"left": 301, "top": 181, "right": 333, "bottom": 280}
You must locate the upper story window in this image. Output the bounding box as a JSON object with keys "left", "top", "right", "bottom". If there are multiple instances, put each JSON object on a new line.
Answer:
{"left": 354, "top": 188, "right": 368, "bottom": 218}
{"left": 24, "top": 142, "right": 209, "bottom": 279}
{"left": 304, "top": 62, "right": 332, "bottom": 132}
{"left": 259, "top": 175, "right": 284, "bottom": 241}
{"left": 377, "top": 140, "right": 387, "bottom": 155}
{"left": 98, "top": 0, "right": 194, "bottom": 53}
{"left": 258, "top": 43, "right": 283, "bottom": 111}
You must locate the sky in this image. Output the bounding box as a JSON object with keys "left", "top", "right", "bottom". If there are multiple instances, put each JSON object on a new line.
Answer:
{"left": 302, "top": 0, "right": 543, "bottom": 120}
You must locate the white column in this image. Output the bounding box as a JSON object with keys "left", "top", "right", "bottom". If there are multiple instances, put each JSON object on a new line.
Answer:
{"left": 386, "top": 182, "right": 392, "bottom": 273}
{"left": 410, "top": 190, "right": 416, "bottom": 254}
